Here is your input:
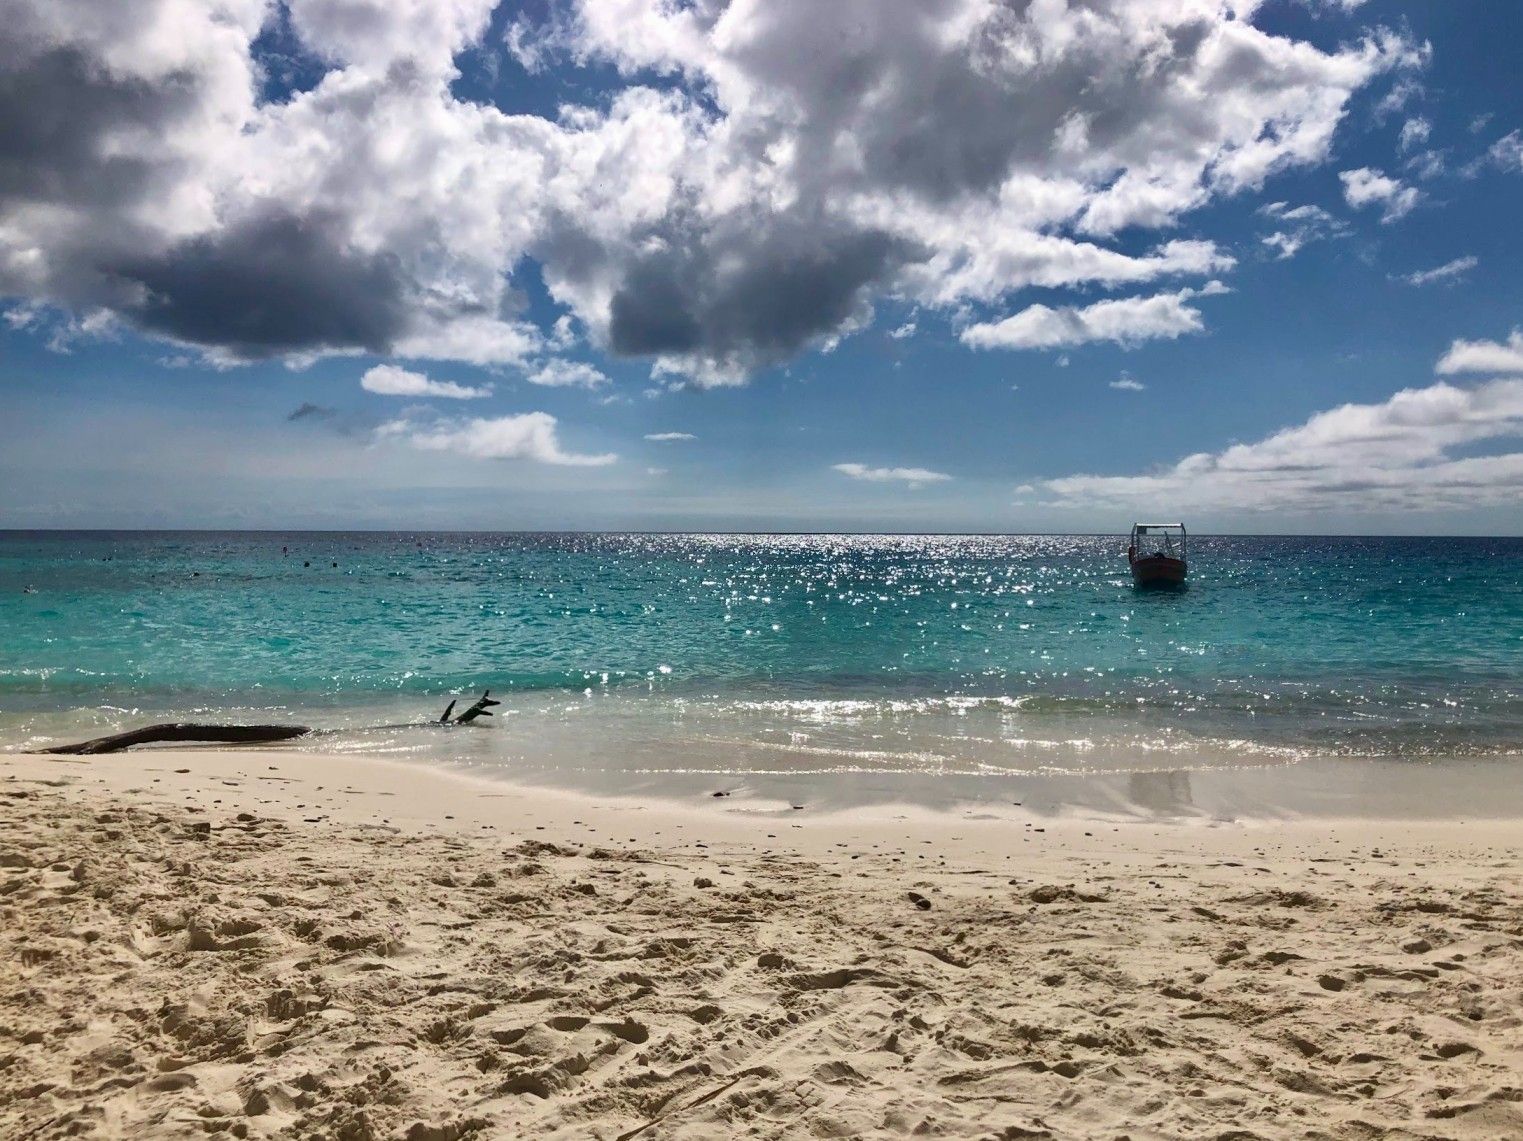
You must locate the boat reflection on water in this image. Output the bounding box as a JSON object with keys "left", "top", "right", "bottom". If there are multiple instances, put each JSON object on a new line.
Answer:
{"left": 1128, "top": 769, "right": 1194, "bottom": 815}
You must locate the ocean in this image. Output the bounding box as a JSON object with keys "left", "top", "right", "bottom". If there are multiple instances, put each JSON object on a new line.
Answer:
{"left": 4, "top": 531, "right": 1522, "bottom": 817}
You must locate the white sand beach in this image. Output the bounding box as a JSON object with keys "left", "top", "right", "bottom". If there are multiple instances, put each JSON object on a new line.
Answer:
{"left": 4, "top": 749, "right": 1522, "bottom": 1140}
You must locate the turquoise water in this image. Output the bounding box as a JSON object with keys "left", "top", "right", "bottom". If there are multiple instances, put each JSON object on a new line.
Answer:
{"left": 3, "top": 532, "right": 1522, "bottom": 811}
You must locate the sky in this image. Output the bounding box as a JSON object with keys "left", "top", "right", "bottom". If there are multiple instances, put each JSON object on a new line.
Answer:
{"left": 3, "top": 0, "right": 1523, "bottom": 533}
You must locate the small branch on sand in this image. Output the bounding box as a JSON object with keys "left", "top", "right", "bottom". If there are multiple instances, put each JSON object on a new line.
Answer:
{"left": 43, "top": 690, "right": 505, "bottom": 755}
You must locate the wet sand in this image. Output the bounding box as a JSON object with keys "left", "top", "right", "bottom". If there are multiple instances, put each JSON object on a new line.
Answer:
{"left": 4, "top": 748, "right": 1522, "bottom": 1139}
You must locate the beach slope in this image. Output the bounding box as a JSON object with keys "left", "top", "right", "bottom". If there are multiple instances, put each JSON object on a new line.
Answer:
{"left": 4, "top": 750, "right": 1522, "bottom": 1140}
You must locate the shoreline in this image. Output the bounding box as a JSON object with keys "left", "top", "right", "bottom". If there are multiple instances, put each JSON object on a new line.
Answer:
{"left": 5, "top": 748, "right": 1522, "bottom": 1139}
{"left": 12, "top": 738, "right": 1523, "bottom": 825}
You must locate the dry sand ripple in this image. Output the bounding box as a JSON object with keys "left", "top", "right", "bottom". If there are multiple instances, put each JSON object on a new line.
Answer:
{"left": 3, "top": 756, "right": 1523, "bottom": 1139}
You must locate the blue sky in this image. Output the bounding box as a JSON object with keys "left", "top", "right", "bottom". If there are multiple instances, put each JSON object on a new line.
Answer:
{"left": 4, "top": 0, "right": 1523, "bottom": 532}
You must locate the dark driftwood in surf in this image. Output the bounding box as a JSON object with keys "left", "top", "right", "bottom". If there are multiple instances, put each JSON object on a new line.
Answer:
{"left": 452, "top": 690, "right": 499, "bottom": 724}
{"left": 43, "top": 723, "right": 312, "bottom": 755}
{"left": 42, "top": 690, "right": 503, "bottom": 755}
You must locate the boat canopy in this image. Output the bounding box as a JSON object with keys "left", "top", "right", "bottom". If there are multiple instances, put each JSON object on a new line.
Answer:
{"left": 1129, "top": 522, "right": 1186, "bottom": 561}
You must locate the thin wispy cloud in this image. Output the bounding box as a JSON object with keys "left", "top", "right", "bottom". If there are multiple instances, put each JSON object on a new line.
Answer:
{"left": 1403, "top": 148, "right": 1447, "bottom": 181}
{"left": 1109, "top": 374, "right": 1146, "bottom": 392}
{"left": 833, "top": 463, "right": 952, "bottom": 487}
{"left": 1376, "top": 76, "right": 1425, "bottom": 119}
{"left": 1488, "top": 131, "right": 1523, "bottom": 173}
{"left": 361, "top": 365, "right": 490, "bottom": 400}
{"left": 1398, "top": 257, "right": 1478, "bottom": 287}
{"left": 1258, "top": 203, "right": 1349, "bottom": 260}
{"left": 1398, "top": 117, "right": 1431, "bottom": 153}
{"left": 644, "top": 432, "right": 696, "bottom": 442}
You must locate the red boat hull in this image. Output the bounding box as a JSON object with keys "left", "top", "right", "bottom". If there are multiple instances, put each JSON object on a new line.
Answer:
{"left": 1129, "top": 555, "right": 1187, "bottom": 586}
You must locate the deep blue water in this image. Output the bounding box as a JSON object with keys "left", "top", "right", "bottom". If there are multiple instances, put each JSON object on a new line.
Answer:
{"left": 3, "top": 532, "right": 1522, "bottom": 807}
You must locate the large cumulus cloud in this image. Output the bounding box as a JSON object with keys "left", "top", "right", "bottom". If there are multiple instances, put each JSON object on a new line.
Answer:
{"left": 0, "top": 0, "right": 1418, "bottom": 382}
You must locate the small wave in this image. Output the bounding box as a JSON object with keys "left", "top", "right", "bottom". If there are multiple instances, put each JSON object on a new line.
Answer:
{"left": 730, "top": 738, "right": 956, "bottom": 764}
{"left": 727, "top": 695, "right": 1032, "bottom": 718}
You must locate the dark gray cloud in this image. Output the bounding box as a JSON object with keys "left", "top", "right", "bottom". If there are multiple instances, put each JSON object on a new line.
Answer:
{"left": 113, "top": 210, "right": 408, "bottom": 359}
{"left": 287, "top": 402, "right": 338, "bottom": 422}
{"left": 285, "top": 400, "right": 378, "bottom": 440}
{"left": 0, "top": 47, "right": 198, "bottom": 209}
{"left": 606, "top": 215, "right": 920, "bottom": 371}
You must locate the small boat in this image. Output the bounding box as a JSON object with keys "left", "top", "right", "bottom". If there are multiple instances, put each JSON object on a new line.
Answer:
{"left": 1127, "top": 522, "right": 1187, "bottom": 587}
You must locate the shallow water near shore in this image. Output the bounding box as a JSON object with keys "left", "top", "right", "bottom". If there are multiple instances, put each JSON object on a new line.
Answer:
{"left": 4, "top": 530, "right": 1523, "bottom": 817}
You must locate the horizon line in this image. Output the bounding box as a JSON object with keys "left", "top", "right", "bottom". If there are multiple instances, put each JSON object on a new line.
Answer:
{"left": 4, "top": 528, "right": 1522, "bottom": 540}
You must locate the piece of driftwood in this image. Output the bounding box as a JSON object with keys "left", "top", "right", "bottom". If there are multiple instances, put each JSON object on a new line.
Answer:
{"left": 451, "top": 690, "right": 500, "bottom": 724}
{"left": 44, "top": 690, "right": 505, "bottom": 755}
{"left": 43, "top": 723, "right": 312, "bottom": 755}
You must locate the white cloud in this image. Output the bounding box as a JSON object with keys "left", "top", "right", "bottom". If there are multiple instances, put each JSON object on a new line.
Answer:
{"left": 644, "top": 432, "right": 695, "bottom": 441}
{"left": 1398, "top": 117, "right": 1431, "bottom": 153}
{"left": 360, "top": 364, "right": 490, "bottom": 399}
{"left": 888, "top": 322, "right": 917, "bottom": 340}
{"left": 833, "top": 463, "right": 951, "bottom": 487}
{"left": 525, "top": 359, "right": 610, "bottom": 388}
{"left": 1398, "top": 256, "right": 1478, "bottom": 288}
{"left": 3, "top": 304, "right": 42, "bottom": 331}
{"left": 1403, "top": 148, "right": 1447, "bottom": 181}
{"left": 961, "top": 284, "right": 1225, "bottom": 352}
{"left": 1488, "top": 131, "right": 1523, "bottom": 173}
{"left": 0, "top": 0, "right": 1418, "bottom": 383}
{"left": 380, "top": 412, "right": 616, "bottom": 465}
{"left": 1109, "top": 373, "right": 1146, "bottom": 391}
{"left": 1436, "top": 331, "right": 1523, "bottom": 376}
{"left": 1376, "top": 77, "right": 1425, "bottom": 119}
{"left": 1043, "top": 378, "right": 1523, "bottom": 513}
{"left": 1257, "top": 201, "right": 1349, "bottom": 259}
{"left": 1339, "top": 167, "right": 1421, "bottom": 222}
{"left": 285, "top": 0, "right": 498, "bottom": 72}
{"left": 547, "top": 315, "right": 578, "bottom": 351}
{"left": 392, "top": 319, "right": 543, "bottom": 371}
